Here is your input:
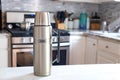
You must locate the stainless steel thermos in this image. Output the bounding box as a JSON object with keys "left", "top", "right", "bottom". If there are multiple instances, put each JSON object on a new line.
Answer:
{"left": 34, "top": 12, "right": 52, "bottom": 76}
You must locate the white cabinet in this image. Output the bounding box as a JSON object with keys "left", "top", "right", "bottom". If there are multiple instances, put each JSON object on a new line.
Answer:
{"left": 69, "top": 34, "right": 86, "bottom": 64}
{"left": 0, "top": 34, "right": 11, "bottom": 67}
{"left": 97, "top": 39, "right": 120, "bottom": 64}
{"left": 97, "top": 50, "right": 119, "bottom": 64}
{"left": 85, "top": 37, "right": 97, "bottom": 64}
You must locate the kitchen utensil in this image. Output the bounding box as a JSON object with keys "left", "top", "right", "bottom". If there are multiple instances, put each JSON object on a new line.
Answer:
{"left": 56, "top": 11, "right": 66, "bottom": 23}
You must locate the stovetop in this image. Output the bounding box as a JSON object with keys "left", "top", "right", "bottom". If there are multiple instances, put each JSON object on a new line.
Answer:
{"left": 52, "top": 29, "right": 70, "bottom": 36}
{"left": 6, "top": 28, "right": 70, "bottom": 37}
{"left": 5, "top": 23, "right": 70, "bottom": 37}
{"left": 6, "top": 29, "right": 33, "bottom": 37}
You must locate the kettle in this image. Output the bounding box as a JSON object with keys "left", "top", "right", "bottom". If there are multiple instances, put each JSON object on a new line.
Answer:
{"left": 21, "top": 21, "right": 31, "bottom": 31}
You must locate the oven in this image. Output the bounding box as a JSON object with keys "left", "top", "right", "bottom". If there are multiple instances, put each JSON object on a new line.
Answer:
{"left": 52, "top": 36, "right": 69, "bottom": 65}
{"left": 52, "top": 44, "right": 69, "bottom": 65}
{"left": 12, "top": 37, "right": 33, "bottom": 67}
{"left": 12, "top": 35, "right": 70, "bottom": 67}
{"left": 5, "top": 12, "right": 70, "bottom": 67}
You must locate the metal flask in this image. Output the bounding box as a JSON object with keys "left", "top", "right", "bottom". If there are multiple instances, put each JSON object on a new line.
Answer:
{"left": 34, "top": 12, "right": 52, "bottom": 76}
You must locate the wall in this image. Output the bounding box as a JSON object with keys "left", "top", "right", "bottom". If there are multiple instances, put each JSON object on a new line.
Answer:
{"left": 1, "top": 0, "right": 99, "bottom": 18}
{"left": 99, "top": 2, "right": 120, "bottom": 24}
{"left": 2, "top": 0, "right": 120, "bottom": 26}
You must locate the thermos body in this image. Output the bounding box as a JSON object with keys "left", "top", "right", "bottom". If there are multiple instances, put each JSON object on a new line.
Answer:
{"left": 34, "top": 12, "right": 52, "bottom": 76}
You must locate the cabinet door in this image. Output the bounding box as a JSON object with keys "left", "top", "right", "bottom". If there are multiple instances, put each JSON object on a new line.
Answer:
{"left": 97, "top": 50, "right": 119, "bottom": 64}
{"left": 69, "top": 35, "right": 86, "bottom": 64}
{"left": 0, "top": 35, "right": 11, "bottom": 67}
{"left": 0, "top": 50, "right": 8, "bottom": 67}
{"left": 85, "top": 37, "right": 97, "bottom": 64}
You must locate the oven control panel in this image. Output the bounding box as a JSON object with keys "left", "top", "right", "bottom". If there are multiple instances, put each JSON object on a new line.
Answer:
{"left": 12, "top": 36, "right": 69, "bottom": 44}
{"left": 52, "top": 36, "right": 69, "bottom": 43}
{"left": 12, "top": 37, "right": 33, "bottom": 44}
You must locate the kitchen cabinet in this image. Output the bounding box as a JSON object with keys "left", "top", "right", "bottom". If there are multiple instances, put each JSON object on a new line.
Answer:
{"left": 69, "top": 34, "right": 86, "bottom": 64}
{"left": 97, "top": 50, "right": 119, "bottom": 64}
{"left": 0, "top": 34, "right": 11, "bottom": 67}
{"left": 85, "top": 36, "right": 97, "bottom": 64}
{"left": 97, "top": 39, "right": 120, "bottom": 64}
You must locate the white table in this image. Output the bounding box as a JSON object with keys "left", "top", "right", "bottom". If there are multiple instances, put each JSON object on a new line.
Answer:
{"left": 0, "top": 64, "right": 120, "bottom": 80}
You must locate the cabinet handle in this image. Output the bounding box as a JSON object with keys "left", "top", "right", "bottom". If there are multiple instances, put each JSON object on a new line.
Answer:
{"left": 105, "top": 46, "right": 109, "bottom": 48}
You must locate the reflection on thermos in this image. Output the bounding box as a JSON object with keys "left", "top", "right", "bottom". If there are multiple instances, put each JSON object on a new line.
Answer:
{"left": 34, "top": 12, "right": 52, "bottom": 76}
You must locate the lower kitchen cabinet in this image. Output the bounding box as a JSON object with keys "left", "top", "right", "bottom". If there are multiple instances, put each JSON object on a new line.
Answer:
{"left": 69, "top": 32, "right": 120, "bottom": 65}
{"left": 97, "top": 39, "right": 120, "bottom": 64}
{"left": 85, "top": 35, "right": 120, "bottom": 64}
{"left": 0, "top": 34, "right": 11, "bottom": 67}
{"left": 69, "top": 34, "right": 86, "bottom": 64}
{"left": 85, "top": 36, "right": 97, "bottom": 64}
{"left": 97, "top": 50, "right": 119, "bottom": 64}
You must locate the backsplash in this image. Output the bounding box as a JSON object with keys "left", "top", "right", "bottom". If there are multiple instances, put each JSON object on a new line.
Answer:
{"left": 1, "top": 0, "right": 99, "bottom": 17}
{"left": 2, "top": 0, "right": 120, "bottom": 26}
{"left": 99, "top": 2, "right": 120, "bottom": 25}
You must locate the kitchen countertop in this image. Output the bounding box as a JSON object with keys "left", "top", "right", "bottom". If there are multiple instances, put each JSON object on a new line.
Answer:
{"left": 0, "top": 31, "right": 11, "bottom": 36}
{"left": 1, "top": 64, "right": 120, "bottom": 80}
{"left": 69, "top": 30, "right": 120, "bottom": 41}
{"left": 69, "top": 30, "right": 88, "bottom": 35}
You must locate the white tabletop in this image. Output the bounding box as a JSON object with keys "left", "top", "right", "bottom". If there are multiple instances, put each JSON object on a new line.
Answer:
{"left": 0, "top": 64, "right": 120, "bottom": 80}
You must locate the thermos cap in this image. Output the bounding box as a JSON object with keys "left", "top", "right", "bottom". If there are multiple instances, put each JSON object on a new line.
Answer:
{"left": 35, "top": 12, "right": 51, "bottom": 26}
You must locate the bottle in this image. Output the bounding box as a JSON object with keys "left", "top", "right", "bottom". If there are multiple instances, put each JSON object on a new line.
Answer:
{"left": 79, "top": 12, "right": 87, "bottom": 30}
{"left": 34, "top": 12, "right": 52, "bottom": 76}
{"left": 86, "top": 16, "right": 90, "bottom": 30}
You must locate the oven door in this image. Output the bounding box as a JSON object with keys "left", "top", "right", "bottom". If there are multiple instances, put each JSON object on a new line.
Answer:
{"left": 12, "top": 45, "right": 33, "bottom": 67}
{"left": 12, "top": 43, "right": 69, "bottom": 67}
{"left": 52, "top": 43, "right": 69, "bottom": 65}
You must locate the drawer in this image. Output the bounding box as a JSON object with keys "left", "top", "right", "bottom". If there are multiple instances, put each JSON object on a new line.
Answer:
{"left": 98, "top": 39, "right": 120, "bottom": 55}
{"left": 87, "top": 37, "right": 97, "bottom": 46}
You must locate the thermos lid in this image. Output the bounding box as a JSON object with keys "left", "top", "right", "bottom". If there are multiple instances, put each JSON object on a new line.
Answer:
{"left": 35, "top": 12, "right": 51, "bottom": 26}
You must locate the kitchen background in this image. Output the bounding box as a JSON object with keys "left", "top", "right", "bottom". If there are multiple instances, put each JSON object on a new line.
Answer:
{"left": 99, "top": 2, "right": 120, "bottom": 24}
{"left": 0, "top": 0, "right": 120, "bottom": 67}
{"left": 1, "top": 0, "right": 120, "bottom": 29}
{"left": 1, "top": 0, "right": 98, "bottom": 29}
{"left": 1, "top": 0, "right": 99, "bottom": 17}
